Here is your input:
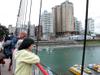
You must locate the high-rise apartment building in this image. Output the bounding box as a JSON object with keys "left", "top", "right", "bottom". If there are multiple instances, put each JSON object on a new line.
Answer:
{"left": 52, "top": 0, "right": 74, "bottom": 36}
{"left": 35, "top": 25, "right": 42, "bottom": 40}
{"left": 8, "top": 25, "right": 16, "bottom": 34}
{"left": 40, "top": 10, "right": 53, "bottom": 40}
{"left": 56, "top": 5, "right": 62, "bottom": 33}
{"left": 52, "top": 7, "right": 57, "bottom": 36}
{"left": 29, "top": 24, "right": 35, "bottom": 38}
{"left": 74, "top": 18, "right": 83, "bottom": 34}
{"left": 87, "top": 18, "right": 94, "bottom": 34}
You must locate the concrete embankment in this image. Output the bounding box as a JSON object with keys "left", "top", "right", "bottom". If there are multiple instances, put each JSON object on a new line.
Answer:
{"left": 35, "top": 40, "right": 78, "bottom": 46}
{"left": 34, "top": 40, "right": 100, "bottom": 48}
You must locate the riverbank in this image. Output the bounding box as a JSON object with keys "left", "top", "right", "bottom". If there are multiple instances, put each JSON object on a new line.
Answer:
{"left": 35, "top": 39, "right": 100, "bottom": 47}
{"left": 77, "top": 39, "right": 100, "bottom": 46}
{"left": 35, "top": 40, "right": 78, "bottom": 46}
{"left": 34, "top": 40, "right": 100, "bottom": 48}
{"left": 38, "top": 44, "right": 100, "bottom": 49}
{"left": 38, "top": 44, "right": 83, "bottom": 49}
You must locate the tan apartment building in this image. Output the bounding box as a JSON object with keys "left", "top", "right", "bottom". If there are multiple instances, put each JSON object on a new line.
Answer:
{"left": 52, "top": 7, "right": 57, "bottom": 36}
{"left": 52, "top": 0, "right": 75, "bottom": 37}
{"left": 56, "top": 5, "right": 62, "bottom": 33}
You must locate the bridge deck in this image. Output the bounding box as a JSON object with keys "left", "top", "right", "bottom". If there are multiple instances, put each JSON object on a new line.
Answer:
{"left": 0, "top": 59, "right": 13, "bottom": 75}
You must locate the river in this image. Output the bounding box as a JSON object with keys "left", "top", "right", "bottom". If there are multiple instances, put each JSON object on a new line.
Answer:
{"left": 35, "top": 46, "right": 100, "bottom": 75}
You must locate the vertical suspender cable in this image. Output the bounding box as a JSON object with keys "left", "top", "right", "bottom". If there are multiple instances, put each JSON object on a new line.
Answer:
{"left": 27, "top": 0, "right": 32, "bottom": 37}
{"left": 28, "top": 0, "right": 32, "bottom": 24}
{"left": 15, "top": 15, "right": 19, "bottom": 36}
{"left": 35, "top": 1, "right": 59, "bottom": 75}
{"left": 23, "top": 0, "right": 28, "bottom": 28}
{"left": 36, "top": 0, "right": 42, "bottom": 54}
{"left": 81, "top": 0, "right": 89, "bottom": 75}
{"left": 15, "top": 0, "right": 23, "bottom": 36}
{"left": 0, "top": 64, "right": 1, "bottom": 75}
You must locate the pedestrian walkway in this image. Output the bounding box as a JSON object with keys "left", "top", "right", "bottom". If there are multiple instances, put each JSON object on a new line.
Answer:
{"left": 0, "top": 59, "right": 13, "bottom": 75}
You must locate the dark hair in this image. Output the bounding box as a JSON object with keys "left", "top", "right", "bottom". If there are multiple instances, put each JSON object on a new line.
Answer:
{"left": 0, "top": 37, "right": 3, "bottom": 41}
{"left": 18, "top": 38, "right": 34, "bottom": 50}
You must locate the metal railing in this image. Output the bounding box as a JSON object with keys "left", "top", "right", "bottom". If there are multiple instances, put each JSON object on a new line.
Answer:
{"left": 33, "top": 63, "right": 58, "bottom": 75}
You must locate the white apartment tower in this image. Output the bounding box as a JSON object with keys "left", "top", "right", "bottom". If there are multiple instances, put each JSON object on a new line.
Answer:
{"left": 8, "top": 25, "right": 16, "bottom": 34}
{"left": 74, "top": 18, "right": 83, "bottom": 34}
{"left": 40, "top": 10, "right": 53, "bottom": 40}
{"left": 29, "top": 24, "right": 35, "bottom": 38}
{"left": 87, "top": 18, "right": 94, "bottom": 34}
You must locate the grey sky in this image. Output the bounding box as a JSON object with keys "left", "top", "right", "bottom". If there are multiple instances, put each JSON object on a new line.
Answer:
{"left": 0, "top": 0, "right": 100, "bottom": 33}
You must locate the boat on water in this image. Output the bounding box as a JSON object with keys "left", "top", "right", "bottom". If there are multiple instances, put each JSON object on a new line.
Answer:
{"left": 69, "top": 64, "right": 92, "bottom": 75}
{"left": 69, "top": 65, "right": 81, "bottom": 75}
{"left": 88, "top": 64, "right": 100, "bottom": 72}
{"left": 84, "top": 67, "right": 92, "bottom": 74}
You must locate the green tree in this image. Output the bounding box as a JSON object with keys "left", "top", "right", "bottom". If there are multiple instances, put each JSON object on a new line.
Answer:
{"left": 0, "top": 24, "right": 9, "bottom": 38}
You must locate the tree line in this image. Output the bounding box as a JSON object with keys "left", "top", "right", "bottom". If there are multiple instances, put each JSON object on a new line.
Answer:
{"left": 0, "top": 24, "right": 9, "bottom": 39}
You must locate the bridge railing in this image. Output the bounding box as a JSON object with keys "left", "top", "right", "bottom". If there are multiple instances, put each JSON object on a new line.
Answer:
{"left": 33, "top": 63, "right": 57, "bottom": 75}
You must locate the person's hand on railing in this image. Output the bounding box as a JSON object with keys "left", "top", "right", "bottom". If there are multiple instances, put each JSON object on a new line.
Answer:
{"left": 35, "top": 63, "right": 49, "bottom": 75}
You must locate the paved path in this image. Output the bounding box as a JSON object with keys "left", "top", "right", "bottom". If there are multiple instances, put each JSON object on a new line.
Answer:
{"left": 0, "top": 59, "right": 13, "bottom": 75}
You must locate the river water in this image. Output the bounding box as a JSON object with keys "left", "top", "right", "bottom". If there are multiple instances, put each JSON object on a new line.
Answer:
{"left": 36, "top": 46, "right": 100, "bottom": 75}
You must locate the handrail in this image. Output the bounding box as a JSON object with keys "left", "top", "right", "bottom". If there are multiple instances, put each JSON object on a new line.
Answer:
{"left": 35, "top": 63, "right": 49, "bottom": 75}
{"left": 41, "top": 63, "right": 58, "bottom": 75}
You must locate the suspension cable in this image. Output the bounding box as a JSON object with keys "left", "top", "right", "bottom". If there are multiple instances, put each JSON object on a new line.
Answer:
{"left": 81, "top": 0, "right": 89, "bottom": 75}
{"left": 28, "top": 0, "right": 32, "bottom": 23}
{"left": 36, "top": 0, "right": 42, "bottom": 54}
{"left": 36, "top": 0, "right": 59, "bottom": 75}
{"left": 27, "top": 0, "right": 32, "bottom": 37}
{"left": 15, "top": 0, "right": 23, "bottom": 36}
{"left": 23, "top": 0, "right": 28, "bottom": 27}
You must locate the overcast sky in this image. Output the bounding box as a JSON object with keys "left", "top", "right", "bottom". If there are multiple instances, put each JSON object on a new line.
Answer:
{"left": 0, "top": 0, "right": 100, "bottom": 33}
